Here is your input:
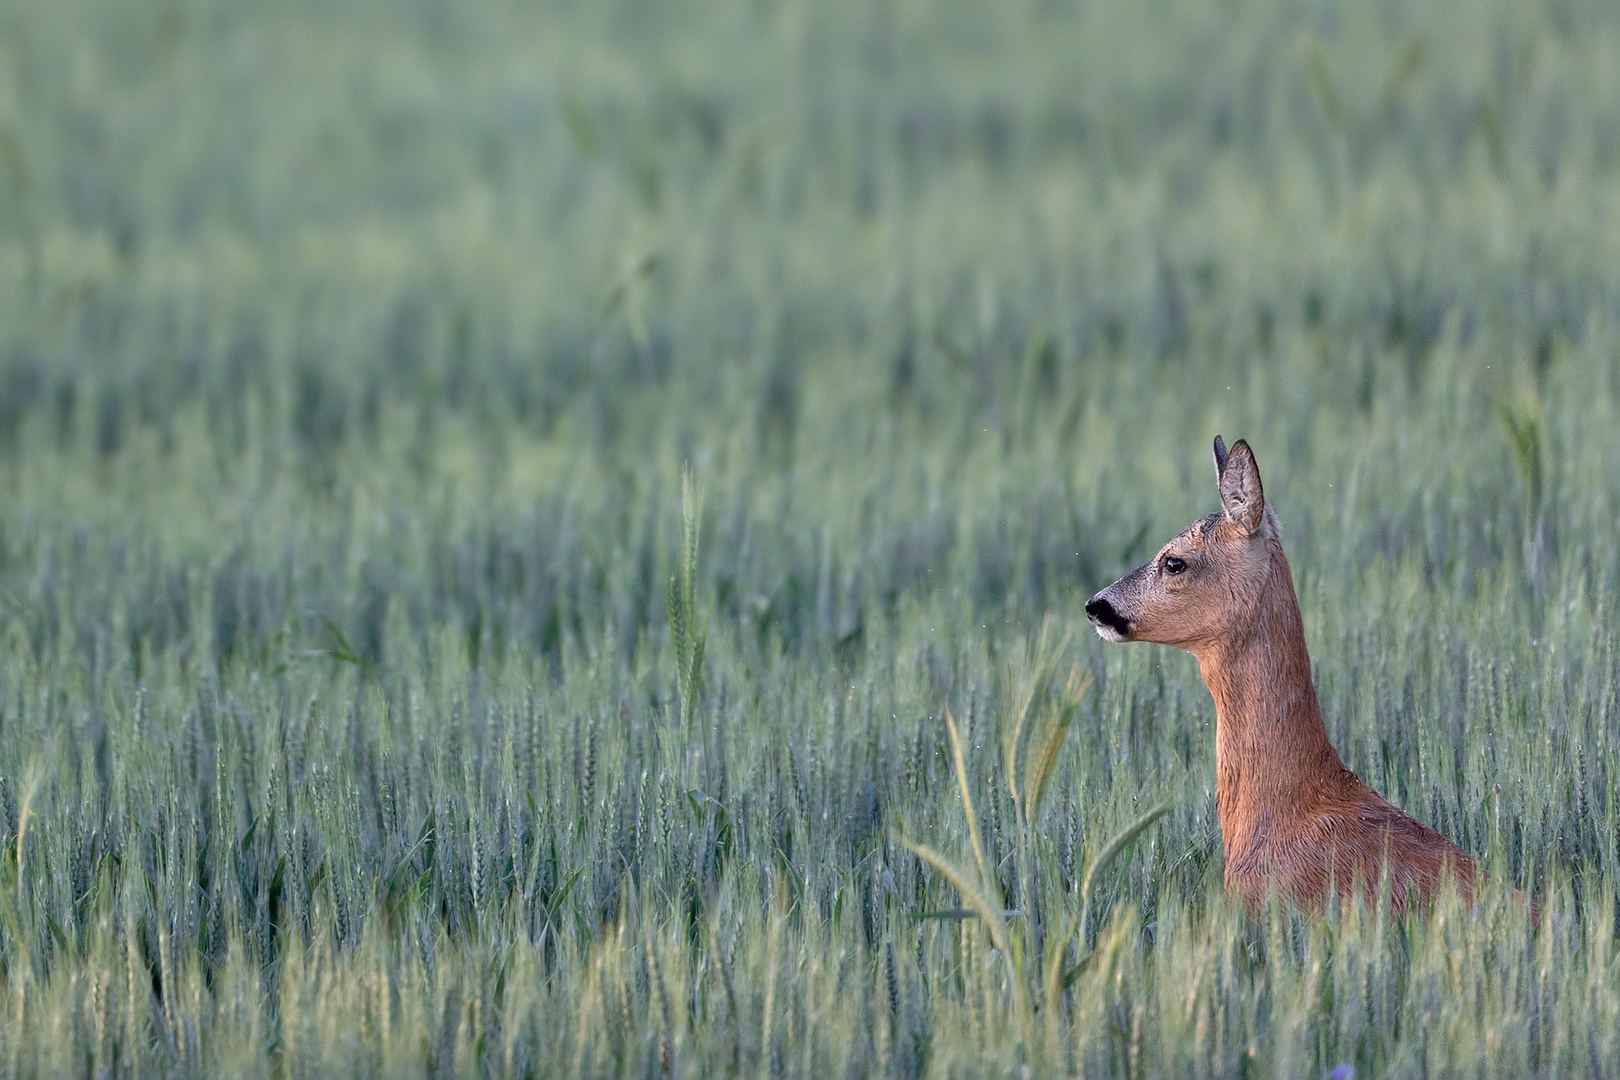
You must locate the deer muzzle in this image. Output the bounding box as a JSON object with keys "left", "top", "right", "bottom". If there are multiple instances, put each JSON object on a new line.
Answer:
{"left": 1085, "top": 593, "right": 1132, "bottom": 641}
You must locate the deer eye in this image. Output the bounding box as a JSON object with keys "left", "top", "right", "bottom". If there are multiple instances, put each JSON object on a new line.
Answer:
{"left": 1163, "top": 556, "right": 1187, "bottom": 575}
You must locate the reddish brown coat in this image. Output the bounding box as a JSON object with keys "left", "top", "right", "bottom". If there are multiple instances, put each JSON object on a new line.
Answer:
{"left": 1086, "top": 437, "right": 1473, "bottom": 914}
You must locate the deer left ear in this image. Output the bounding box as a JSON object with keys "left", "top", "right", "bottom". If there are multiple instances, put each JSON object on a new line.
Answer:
{"left": 1212, "top": 435, "right": 1230, "bottom": 478}
{"left": 1218, "top": 439, "right": 1265, "bottom": 534}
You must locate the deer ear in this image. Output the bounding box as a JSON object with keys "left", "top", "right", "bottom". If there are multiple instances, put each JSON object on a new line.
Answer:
{"left": 1218, "top": 439, "right": 1264, "bottom": 534}
{"left": 1212, "top": 435, "right": 1229, "bottom": 478}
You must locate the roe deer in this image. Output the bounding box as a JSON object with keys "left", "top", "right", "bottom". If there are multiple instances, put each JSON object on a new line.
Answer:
{"left": 1085, "top": 437, "right": 1474, "bottom": 915}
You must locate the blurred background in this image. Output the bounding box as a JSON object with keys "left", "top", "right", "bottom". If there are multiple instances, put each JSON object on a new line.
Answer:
{"left": 3, "top": 0, "right": 1615, "bottom": 585}
{"left": 3, "top": 0, "right": 1620, "bottom": 1075}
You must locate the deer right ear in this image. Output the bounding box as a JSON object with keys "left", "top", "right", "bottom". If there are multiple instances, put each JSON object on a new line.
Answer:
{"left": 1213, "top": 435, "right": 1229, "bottom": 478}
{"left": 1218, "top": 439, "right": 1264, "bottom": 534}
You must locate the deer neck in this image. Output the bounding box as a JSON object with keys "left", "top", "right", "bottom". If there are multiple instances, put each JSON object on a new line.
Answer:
{"left": 1193, "top": 548, "right": 1348, "bottom": 861}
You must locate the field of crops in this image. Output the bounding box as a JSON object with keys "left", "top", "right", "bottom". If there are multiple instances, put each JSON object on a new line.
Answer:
{"left": 2, "top": 0, "right": 1620, "bottom": 1075}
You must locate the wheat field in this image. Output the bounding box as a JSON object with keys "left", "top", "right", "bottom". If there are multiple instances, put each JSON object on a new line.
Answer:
{"left": 1, "top": 0, "right": 1620, "bottom": 1075}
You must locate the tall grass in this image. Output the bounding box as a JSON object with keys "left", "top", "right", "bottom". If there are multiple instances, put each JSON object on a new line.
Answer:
{"left": 1, "top": 0, "right": 1620, "bottom": 1074}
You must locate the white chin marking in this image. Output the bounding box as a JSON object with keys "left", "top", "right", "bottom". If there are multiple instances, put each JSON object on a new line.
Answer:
{"left": 1092, "top": 624, "right": 1127, "bottom": 643}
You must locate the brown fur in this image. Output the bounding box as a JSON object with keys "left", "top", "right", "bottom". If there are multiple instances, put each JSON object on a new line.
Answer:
{"left": 1086, "top": 438, "right": 1474, "bottom": 914}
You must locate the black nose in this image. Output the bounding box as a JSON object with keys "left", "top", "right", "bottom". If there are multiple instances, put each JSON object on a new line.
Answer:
{"left": 1085, "top": 596, "right": 1129, "bottom": 635}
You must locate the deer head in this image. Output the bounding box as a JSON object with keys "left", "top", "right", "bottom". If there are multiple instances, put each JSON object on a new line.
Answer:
{"left": 1085, "top": 437, "right": 1283, "bottom": 654}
